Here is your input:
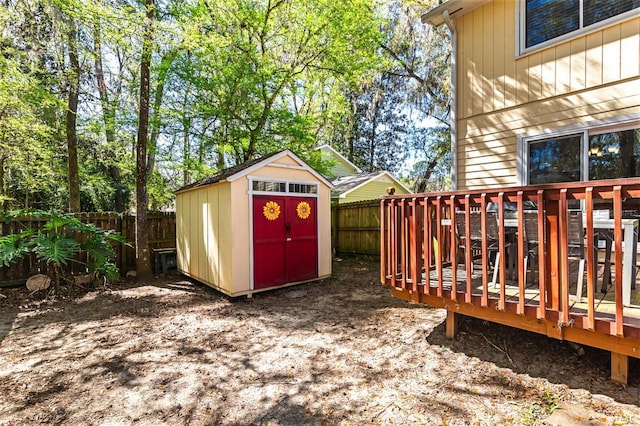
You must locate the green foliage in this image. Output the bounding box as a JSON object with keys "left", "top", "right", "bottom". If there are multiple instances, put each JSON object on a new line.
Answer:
{"left": 1, "top": 0, "right": 451, "bottom": 210}
{"left": 0, "top": 232, "right": 32, "bottom": 268}
{"left": 0, "top": 209, "right": 129, "bottom": 283}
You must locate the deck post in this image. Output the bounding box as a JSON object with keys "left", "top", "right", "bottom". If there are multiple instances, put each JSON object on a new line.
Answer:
{"left": 546, "top": 200, "right": 560, "bottom": 311}
{"left": 445, "top": 310, "right": 457, "bottom": 339}
{"left": 611, "top": 352, "right": 629, "bottom": 384}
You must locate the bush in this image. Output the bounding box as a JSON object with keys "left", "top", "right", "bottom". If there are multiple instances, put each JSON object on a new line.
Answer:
{"left": 0, "top": 209, "right": 129, "bottom": 286}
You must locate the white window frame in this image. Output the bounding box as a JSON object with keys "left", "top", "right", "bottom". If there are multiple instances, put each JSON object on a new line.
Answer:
{"left": 516, "top": 0, "right": 640, "bottom": 57}
{"left": 248, "top": 176, "right": 320, "bottom": 197}
{"left": 517, "top": 118, "right": 640, "bottom": 185}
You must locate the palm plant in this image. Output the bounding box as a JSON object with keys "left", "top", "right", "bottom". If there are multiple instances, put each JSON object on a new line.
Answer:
{"left": 0, "top": 210, "right": 128, "bottom": 286}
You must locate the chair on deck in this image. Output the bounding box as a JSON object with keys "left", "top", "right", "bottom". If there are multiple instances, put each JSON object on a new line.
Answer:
{"left": 523, "top": 211, "right": 542, "bottom": 284}
{"left": 567, "top": 211, "right": 588, "bottom": 302}
{"left": 455, "top": 211, "right": 501, "bottom": 286}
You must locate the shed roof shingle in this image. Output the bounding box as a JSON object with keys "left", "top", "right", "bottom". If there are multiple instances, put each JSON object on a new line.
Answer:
{"left": 174, "top": 151, "right": 281, "bottom": 193}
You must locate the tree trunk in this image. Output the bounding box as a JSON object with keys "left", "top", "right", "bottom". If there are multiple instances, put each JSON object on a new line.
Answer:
{"left": 135, "top": 0, "right": 155, "bottom": 282}
{"left": 147, "top": 50, "right": 176, "bottom": 176}
{"left": 182, "top": 117, "right": 190, "bottom": 185}
{"left": 66, "top": 16, "right": 81, "bottom": 213}
{"left": 94, "top": 21, "right": 126, "bottom": 212}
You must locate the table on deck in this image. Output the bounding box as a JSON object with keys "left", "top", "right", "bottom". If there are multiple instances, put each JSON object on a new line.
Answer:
{"left": 443, "top": 215, "right": 639, "bottom": 306}
{"left": 592, "top": 218, "right": 638, "bottom": 307}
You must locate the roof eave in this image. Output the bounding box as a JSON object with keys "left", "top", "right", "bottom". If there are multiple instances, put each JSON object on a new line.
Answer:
{"left": 421, "top": 0, "right": 490, "bottom": 27}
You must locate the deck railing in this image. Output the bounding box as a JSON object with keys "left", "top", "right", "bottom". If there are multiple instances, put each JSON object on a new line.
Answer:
{"left": 381, "top": 178, "right": 640, "bottom": 382}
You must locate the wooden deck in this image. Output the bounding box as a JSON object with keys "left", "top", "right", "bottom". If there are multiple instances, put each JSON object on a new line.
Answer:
{"left": 421, "top": 263, "right": 640, "bottom": 327}
{"left": 381, "top": 179, "right": 640, "bottom": 384}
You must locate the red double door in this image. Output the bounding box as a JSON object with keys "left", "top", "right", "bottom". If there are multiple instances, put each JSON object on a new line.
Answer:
{"left": 252, "top": 195, "right": 318, "bottom": 289}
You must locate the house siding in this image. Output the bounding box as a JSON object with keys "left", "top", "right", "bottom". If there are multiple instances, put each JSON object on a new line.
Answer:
{"left": 318, "top": 146, "right": 359, "bottom": 177}
{"left": 330, "top": 159, "right": 357, "bottom": 178}
{"left": 340, "top": 175, "right": 410, "bottom": 204}
{"left": 456, "top": 0, "right": 640, "bottom": 190}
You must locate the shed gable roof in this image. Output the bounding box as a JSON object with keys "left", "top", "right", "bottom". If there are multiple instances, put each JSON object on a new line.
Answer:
{"left": 174, "top": 150, "right": 332, "bottom": 194}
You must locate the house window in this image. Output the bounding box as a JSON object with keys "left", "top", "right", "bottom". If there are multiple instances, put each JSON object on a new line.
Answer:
{"left": 523, "top": 123, "right": 640, "bottom": 185}
{"left": 589, "top": 128, "right": 640, "bottom": 180}
{"left": 523, "top": 0, "right": 639, "bottom": 50}
{"left": 527, "top": 134, "right": 582, "bottom": 184}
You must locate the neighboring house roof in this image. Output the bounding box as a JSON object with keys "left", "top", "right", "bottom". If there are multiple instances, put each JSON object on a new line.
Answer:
{"left": 421, "top": 0, "right": 489, "bottom": 26}
{"left": 330, "top": 171, "right": 411, "bottom": 198}
{"left": 174, "top": 149, "right": 333, "bottom": 194}
{"left": 316, "top": 144, "right": 362, "bottom": 176}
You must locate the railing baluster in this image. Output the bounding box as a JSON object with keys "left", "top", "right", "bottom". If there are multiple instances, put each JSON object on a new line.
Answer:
{"left": 464, "top": 194, "right": 472, "bottom": 303}
{"left": 450, "top": 195, "right": 457, "bottom": 301}
{"left": 517, "top": 191, "right": 525, "bottom": 315}
{"left": 497, "top": 192, "right": 506, "bottom": 311}
{"left": 436, "top": 196, "right": 444, "bottom": 297}
{"left": 424, "top": 197, "right": 432, "bottom": 295}
{"left": 558, "top": 189, "right": 570, "bottom": 326}
{"left": 390, "top": 199, "right": 397, "bottom": 288}
{"left": 614, "top": 186, "right": 624, "bottom": 337}
{"left": 480, "top": 193, "right": 489, "bottom": 308}
{"left": 380, "top": 199, "right": 387, "bottom": 285}
{"left": 536, "top": 190, "right": 547, "bottom": 320}
{"left": 400, "top": 199, "right": 407, "bottom": 290}
{"left": 585, "top": 187, "right": 596, "bottom": 330}
{"left": 409, "top": 198, "right": 420, "bottom": 292}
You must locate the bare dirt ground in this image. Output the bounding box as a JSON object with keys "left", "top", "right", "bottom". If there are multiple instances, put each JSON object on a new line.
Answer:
{"left": 0, "top": 257, "right": 639, "bottom": 425}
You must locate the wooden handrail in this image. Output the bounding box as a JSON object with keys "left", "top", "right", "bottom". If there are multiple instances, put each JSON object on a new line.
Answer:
{"left": 381, "top": 179, "right": 640, "bottom": 342}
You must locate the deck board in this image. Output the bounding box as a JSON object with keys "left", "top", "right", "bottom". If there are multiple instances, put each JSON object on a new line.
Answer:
{"left": 416, "top": 262, "right": 640, "bottom": 327}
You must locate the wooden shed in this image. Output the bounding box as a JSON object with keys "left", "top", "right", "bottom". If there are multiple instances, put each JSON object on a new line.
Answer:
{"left": 174, "top": 150, "right": 333, "bottom": 297}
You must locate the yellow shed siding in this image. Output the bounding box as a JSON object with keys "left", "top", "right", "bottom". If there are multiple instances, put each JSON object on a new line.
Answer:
{"left": 229, "top": 178, "right": 250, "bottom": 291}
{"left": 176, "top": 183, "right": 230, "bottom": 294}
{"left": 210, "top": 182, "right": 231, "bottom": 293}
{"left": 454, "top": 2, "right": 640, "bottom": 190}
{"left": 176, "top": 151, "right": 332, "bottom": 296}
{"left": 203, "top": 184, "right": 218, "bottom": 290}
{"left": 176, "top": 192, "right": 187, "bottom": 273}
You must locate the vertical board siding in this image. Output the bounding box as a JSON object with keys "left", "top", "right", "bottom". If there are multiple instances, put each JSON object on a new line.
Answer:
{"left": 472, "top": 9, "right": 484, "bottom": 116}
{"left": 586, "top": 31, "right": 603, "bottom": 88}
{"left": 570, "top": 38, "right": 587, "bottom": 91}
{"left": 493, "top": 0, "right": 506, "bottom": 111}
{"left": 482, "top": 2, "right": 494, "bottom": 114}
{"left": 458, "top": 9, "right": 639, "bottom": 117}
{"left": 621, "top": 18, "right": 640, "bottom": 79}
{"left": 455, "top": 1, "right": 640, "bottom": 190}
{"left": 603, "top": 25, "right": 622, "bottom": 83}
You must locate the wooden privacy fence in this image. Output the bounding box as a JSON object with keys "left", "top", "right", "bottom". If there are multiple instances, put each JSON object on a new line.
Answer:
{"left": 0, "top": 212, "right": 176, "bottom": 287}
{"left": 332, "top": 200, "right": 381, "bottom": 256}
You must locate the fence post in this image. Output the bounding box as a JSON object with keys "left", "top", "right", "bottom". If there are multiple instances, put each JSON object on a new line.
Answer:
{"left": 332, "top": 204, "right": 339, "bottom": 256}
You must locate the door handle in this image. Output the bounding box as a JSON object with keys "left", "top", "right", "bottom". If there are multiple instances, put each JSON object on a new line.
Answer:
{"left": 285, "top": 222, "right": 291, "bottom": 233}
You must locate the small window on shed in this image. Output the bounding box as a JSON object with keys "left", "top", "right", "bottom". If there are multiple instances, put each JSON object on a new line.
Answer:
{"left": 289, "top": 183, "right": 317, "bottom": 194}
{"left": 253, "top": 180, "right": 286, "bottom": 192}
